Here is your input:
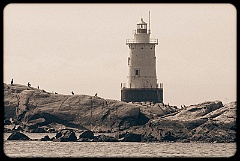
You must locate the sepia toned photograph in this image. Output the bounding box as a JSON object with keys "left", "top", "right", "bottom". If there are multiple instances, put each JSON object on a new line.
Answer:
{"left": 3, "top": 3, "right": 237, "bottom": 158}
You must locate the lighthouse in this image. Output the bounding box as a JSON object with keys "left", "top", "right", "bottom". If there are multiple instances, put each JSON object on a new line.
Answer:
{"left": 121, "top": 14, "right": 163, "bottom": 103}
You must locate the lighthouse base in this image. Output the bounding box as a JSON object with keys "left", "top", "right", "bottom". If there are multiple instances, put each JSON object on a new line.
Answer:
{"left": 121, "top": 88, "right": 163, "bottom": 103}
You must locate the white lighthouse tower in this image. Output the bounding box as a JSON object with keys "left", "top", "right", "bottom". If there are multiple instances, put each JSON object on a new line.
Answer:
{"left": 121, "top": 13, "right": 163, "bottom": 103}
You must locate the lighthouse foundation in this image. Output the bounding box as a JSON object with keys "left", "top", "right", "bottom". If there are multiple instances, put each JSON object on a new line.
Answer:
{"left": 121, "top": 88, "right": 163, "bottom": 103}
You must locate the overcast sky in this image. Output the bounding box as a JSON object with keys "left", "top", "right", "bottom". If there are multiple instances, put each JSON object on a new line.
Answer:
{"left": 3, "top": 3, "right": 236, "bottom": 107}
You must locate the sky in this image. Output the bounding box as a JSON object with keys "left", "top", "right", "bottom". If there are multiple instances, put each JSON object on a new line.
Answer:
{"left": 3, "top": 3, "right": 236, "bottom": 107}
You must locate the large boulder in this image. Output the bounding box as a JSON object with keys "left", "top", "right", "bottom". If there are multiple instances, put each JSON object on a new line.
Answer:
{"left": 79, "top": 130, "right": 94, "bottom": 139}
{"left": 7, "top": 131, "right": 30, "bottom": 140}
{"left": 119, "top": 132, "right": 142, "bottom": 142}
{"left": 4, "top": 119, "right": 12, "bottom": 125}
{"left": 54, "top": 129, "right": 77, "bottom": 142}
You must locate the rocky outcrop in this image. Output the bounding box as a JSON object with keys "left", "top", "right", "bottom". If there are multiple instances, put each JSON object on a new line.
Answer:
{"left": 138, "top": 101, "right": 236, "bottom": 142}
{"left": 4, "top": 83, "right": 177, "bottom": 133}
{"left": 14, "top": 87, "right": 141, "bottom": 132}
{"left": 3, "top": 83, "right": 236, "bottom": 143}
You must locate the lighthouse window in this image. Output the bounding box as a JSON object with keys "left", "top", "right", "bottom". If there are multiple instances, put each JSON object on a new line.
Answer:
{"left": 135, "top": 69, "right": 139, "bottom": 76}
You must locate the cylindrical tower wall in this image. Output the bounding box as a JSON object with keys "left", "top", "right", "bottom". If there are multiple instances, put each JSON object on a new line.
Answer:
{"left": 127, "top": 43, "right": 157, "bottom": 88}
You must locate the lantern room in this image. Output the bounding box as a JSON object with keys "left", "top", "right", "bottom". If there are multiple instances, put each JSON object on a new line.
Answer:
{"left": 137, "top": 18, "right": 147, "bottom": 33}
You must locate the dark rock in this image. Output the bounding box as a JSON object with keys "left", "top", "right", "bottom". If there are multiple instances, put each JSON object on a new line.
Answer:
{"left": 54, "top": 129, "right": 77, "bottom": 142}
{"left": 12, "top": 125, "right": 24, "bottom": 132}
{"left": 55, "top": 131, "right": 62, "bottom": 139}
{"left": 40, "top": 135, "right": 51, "bottom": 141}
{"left": 7, "top": 131, "right": 30, "bottom": 140}
{"left": 141, "top": 134, "right": 158, "bottom": 142}
{"left": 119, "top": 132, "right": 142, "bottom": 142}
{"left": 94, "top": 134, "right": 118, "bottom": 142}
{"left": 136, "top": 112, "right": 149, "bottom": 125}
{"left": 161, "top": 131, "right": 178, "bottom": 141}
{"left": 79, "top": 130, "right": 94, "bottom": 139}
{"left": 4, "top": 119, "right": 12, "bottom": 125}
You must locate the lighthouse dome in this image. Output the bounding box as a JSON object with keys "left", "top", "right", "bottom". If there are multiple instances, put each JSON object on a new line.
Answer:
{"left": 137, "top": 18, "right": 147, "bottom": 25}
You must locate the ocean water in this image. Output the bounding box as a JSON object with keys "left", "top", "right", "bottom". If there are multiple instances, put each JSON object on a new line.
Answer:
{"left": 3, "top": 133, "right": 237, "bottom": 158}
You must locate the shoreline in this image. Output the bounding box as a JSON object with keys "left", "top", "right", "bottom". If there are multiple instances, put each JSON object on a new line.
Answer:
{"left": 3, "top": 132, "right": 236, "bottom": 143}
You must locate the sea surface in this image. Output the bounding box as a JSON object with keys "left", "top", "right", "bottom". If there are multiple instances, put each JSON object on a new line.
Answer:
{"left": 3, "top": 133, "right": 237, "bottom": 158}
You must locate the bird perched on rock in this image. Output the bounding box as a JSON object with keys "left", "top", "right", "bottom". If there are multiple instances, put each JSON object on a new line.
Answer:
{"left": 71, "top": 91, "right": 74, "bottom": 95}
